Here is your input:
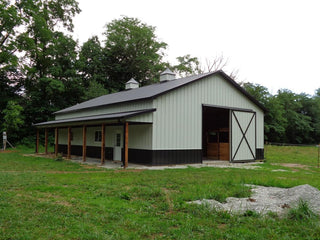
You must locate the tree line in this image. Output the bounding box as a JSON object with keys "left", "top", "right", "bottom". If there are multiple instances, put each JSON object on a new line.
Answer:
{"left": 242, "top": 84, "right": 320, "bottom": 144}
{"left": 1, "top": 0, "right": 319, "bottom": 145}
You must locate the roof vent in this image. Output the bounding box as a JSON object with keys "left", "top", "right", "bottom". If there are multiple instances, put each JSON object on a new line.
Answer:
{"left": 125, "top": 78, "right": 139, "bottom": 90}
{"left": 160, "top": 68, "right": 175, "bottom": 82}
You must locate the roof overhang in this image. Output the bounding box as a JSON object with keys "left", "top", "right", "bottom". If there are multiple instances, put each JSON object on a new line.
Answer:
{"left": 34, "top": 109, "right": 156, "bottom": 128}
{"left": 202, "top": 104, "right": 255, "bottom": 113}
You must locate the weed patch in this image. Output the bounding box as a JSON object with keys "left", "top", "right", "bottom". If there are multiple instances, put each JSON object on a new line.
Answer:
{"left": 287, "top": 200, "right": 317, "bottom": 221}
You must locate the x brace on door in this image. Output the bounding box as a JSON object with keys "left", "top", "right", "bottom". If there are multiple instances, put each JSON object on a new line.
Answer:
{"left": 232, "top": 111, "right": 256, "bottom": 161}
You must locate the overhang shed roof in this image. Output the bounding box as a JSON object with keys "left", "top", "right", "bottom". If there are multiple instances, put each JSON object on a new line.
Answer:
{"left": 34, "top": 109, "right": 155, "bottom": 128}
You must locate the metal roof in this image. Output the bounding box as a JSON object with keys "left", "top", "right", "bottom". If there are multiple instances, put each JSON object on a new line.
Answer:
{"left": 55, "top": 70, "right": 266, "bottom": 114}
{"left": 34, "top": 109, "right": 156, "bottom": 127}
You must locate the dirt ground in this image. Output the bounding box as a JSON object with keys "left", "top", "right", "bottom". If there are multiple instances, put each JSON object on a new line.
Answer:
{"left": 0, "top": 149, "right": 17, "bottom": 153}
{"left": 271, "top": 163, "right": 310, "bottom": 170}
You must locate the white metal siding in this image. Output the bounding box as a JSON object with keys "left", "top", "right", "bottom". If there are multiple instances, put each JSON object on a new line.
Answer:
{"left": 57, "top": 124, "right": 152, "bottom": 150}
{"left": 55, "top": 100, "right": 153, "bottom": 120}
{"left": 128, "top": 112, "right": 153, "bottom": 123}
{"left": 128, "top": 125, "right": 152, "bottom": 149}
{"left": 58, "top": 126, "right": 121, "bottom": 147}
{"left": 58, "top": 128, "right": 67, "bottom": 144}
{"left": 152, "top": 75, "right": 264, "bottom": 150}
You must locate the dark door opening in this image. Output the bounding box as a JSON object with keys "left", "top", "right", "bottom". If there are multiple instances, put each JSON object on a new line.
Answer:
{"left": 202, "top": 106, "right": 229, "bottom": 161}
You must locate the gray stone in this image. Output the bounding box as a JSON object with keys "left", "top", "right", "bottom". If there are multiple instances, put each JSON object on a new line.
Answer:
{"left": 188, "top": 184, "right": 320, "bottom": 216}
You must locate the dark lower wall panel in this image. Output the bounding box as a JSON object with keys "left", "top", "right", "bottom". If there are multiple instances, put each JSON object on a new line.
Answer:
{"left": 85, "top": 146, "right": 100, "bottom": 158}
{"left": 152, "top": 149, "right": 202, "bottom": 166}
{"left": 86, "top": 146, "right": 113, "bottom": 159}
{"left": 126, "top": 149, "right": 202, "bottom": 165}
{"left": 70, "top": 145, "right": 82, "bottom": 156}
{"left": 256, "top": 148, "right": 264, "bottom": 160}
{"left": 57, "top": 144, "right": 67, "bottom": 155}
{"left": 57, "top": 145, "right": 202, "bottom": 165}
{"left": 127, "top": 149, "right": 152, "bottom": 165}
{"left": 57, "top": 145, "right": 113, "bottom": 159}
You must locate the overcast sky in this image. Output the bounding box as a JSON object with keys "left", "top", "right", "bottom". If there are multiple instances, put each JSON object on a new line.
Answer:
{"left": 72, "top": 0, "right": 320, "bottom": 95}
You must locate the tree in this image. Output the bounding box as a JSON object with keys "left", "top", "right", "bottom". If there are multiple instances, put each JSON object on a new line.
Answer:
{"left": 277, "top": 89, "right": 313, "bottom": 143}
{"left": 83, "top": 80, "right": 109, "bottom": 101}
{"left": 264, "top": 95, "right": 287, "bottom": 142}
{"left": 14, "top": 0, "right": 81, "bottom": 137}
{"left": 241, "top": 82, "right": 270, "bottom": 105}
{"left": 0, "top": 0, "right": 21, "bottom": 70}
{"left": 172, "top": 54, "right": 203, "bottom": 77}
{"left": 204, "top": 55, "right": 228, "bottom": 72}
{"left": 2, "top": 101, "right": 24, "bottom": 142}
{"left": 0, "top": 1, "right": 24, "bottom": 110}
{"left": 309, "top": 90, "right": 320, "bottom": 143}
{"left": 171, "top": 54, "right": 240, "bottom": 79}
{"left": 22, "top": 33, "right": 82, "bottom": 131}
{"left": 78, "top": 36, "right": 106, "bottom": 88}
{"left": 204, "top": 55, "right": 239, "bottom": 80}
{"left": 103, "top": 16, "right": 167, "bottom": 91}
{"left": 241, "top": 82, "right": 287, "bottom": 142}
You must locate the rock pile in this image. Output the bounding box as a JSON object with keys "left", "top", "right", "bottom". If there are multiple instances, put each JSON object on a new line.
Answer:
{"left": 188, "top": 184, "right": 320, "bottom": 215}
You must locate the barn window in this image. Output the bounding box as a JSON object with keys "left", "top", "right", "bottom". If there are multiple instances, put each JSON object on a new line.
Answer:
{"left": 95, "top": 130, "right": 102, "bottom": 142}
{"left": 208, "top": 131, "right": 218, "bottom": 143}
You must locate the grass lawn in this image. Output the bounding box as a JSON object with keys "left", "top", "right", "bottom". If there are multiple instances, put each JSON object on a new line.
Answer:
{"left": 1, "top": 145, "right": 320, "bottom": 239}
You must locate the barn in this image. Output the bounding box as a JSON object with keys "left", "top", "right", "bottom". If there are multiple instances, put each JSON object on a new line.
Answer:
{"left": 34, "top": 69, "right": 265, "bottom": 167}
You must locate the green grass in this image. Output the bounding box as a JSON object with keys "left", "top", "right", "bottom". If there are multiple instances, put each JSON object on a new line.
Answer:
{"left": 265, "top": 144, "right": 319, "bottom": 166}
{"left": 1, "top": 146, "right": 320, "bottom": 239}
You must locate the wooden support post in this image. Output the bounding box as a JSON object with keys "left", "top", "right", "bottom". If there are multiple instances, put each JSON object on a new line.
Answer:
{"left": 36, "top": 129, "right": 39, "bottom": 153}
{"left": 55, "top": 128, "right": 59, "bottom": 156}
{"left": 67, "top": 127, "right": 71, "bottom": 159}
{"left": 101, "top": 124, "right": 105, "bottom": 164}
{"left": 44, "top": 128, "right": 48, "bottom": 154}
{"left": 124, "top": 122, "right": 129, "bottom": 169}
{"left": 82, "top": 125, "right": 87, "bottom": 162}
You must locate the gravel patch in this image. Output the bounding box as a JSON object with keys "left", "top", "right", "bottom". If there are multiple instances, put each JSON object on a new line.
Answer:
{"left": 135, "top": 161, "right": 263, "bottom": 170}
{"left": 188, "top": 184, "right": 320, "bottom": 216}
{"left": 271, "top": 169, "right": 290, "bottom": 172}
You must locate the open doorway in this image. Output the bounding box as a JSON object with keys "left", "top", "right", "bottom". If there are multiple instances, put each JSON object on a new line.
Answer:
{"left": 202, "top": 106, "right": 229, "bottom": 161}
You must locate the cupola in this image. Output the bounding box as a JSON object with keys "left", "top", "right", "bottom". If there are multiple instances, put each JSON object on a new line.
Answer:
{"left": 160, "top": 68, "right": 175, "bottom": 82}
{"left": 125, "top": 78, "right": 139, "bottom": 90}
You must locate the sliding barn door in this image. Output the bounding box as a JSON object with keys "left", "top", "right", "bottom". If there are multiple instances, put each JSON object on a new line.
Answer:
{"left": 231, "top": 110, "right": 256, "bottom": 161}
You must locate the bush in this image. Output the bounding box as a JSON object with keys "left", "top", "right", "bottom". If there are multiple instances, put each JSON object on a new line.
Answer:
{"left": 19, "top": 136, "right": 36, "bottom": 148}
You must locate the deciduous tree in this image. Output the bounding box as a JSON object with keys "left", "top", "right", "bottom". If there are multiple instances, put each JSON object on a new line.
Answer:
{"left": 2, "top": 100, "right": 24, "bottom": 141}
{"left": 103, "top": 16, "right": 167, "bottom": 91}
{"left": 78, "top": 36, "right": 106, "bottom": 89}
{"left": 172, "top": 54, "right": 203, "bottom": 77}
